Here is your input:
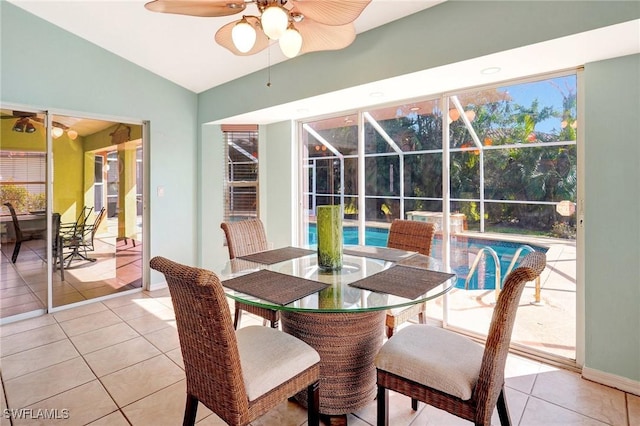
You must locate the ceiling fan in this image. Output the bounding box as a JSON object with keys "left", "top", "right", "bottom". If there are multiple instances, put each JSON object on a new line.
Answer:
{"left": 1, "top": 111, "right": 78, "bottom": 139}
{"left": 144, "top": 0, "right": 372, "bottom": 58}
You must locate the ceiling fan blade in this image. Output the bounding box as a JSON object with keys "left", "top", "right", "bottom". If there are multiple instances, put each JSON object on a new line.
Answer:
{"left": 215, "top": 17, "right": 270, "bottom": 56}
{"left": 291, "top": 0, "right": 371, "bottom": 26}
{"left": 145, "top": 0, "right": 246, "bottom": 17}
{"left": 297, "top": 20, "right": 356, "bottom": 54}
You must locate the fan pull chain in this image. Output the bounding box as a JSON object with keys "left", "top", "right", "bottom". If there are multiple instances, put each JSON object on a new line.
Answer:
{"left": 267, "top": 45, "right": 272, "bottom": 87}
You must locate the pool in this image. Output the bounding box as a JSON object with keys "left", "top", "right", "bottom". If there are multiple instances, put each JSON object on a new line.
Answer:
{"left": 307, "top": 224, "right": 548, "bottom": 290}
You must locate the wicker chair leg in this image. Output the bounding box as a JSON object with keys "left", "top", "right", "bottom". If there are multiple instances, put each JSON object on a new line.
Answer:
{"left": 377, "top": 386, "right": 389, "bottom": 426}
{"left": 411, "top": 398, "right": 418, "bottom": 411}
{"left": 271, "top": 319, "right": 279, "bottom": 329}
{"left": 183, "top": 394, "right": 198, "bottom": 426}
{"left": 386, "top": 326, "right": 395, "bottom": 339}
{"left": 496, "top": 387, "right": 511, "bottom": 426}
{"left": 233, "top": 307, "right": 242, "bottom": 329}
{"left": 11, "top": 241, "right": 21, "bottom": 263}
{"left": 418, "top": 311, "right": 426, "bottom": 324}
{"left": 307, "top": 380, "right": 320, "bottom": 426}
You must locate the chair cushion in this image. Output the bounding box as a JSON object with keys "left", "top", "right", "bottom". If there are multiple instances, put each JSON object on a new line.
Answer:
{"left": 237, "top": 326, "right": 320, "bottom": 401}
{"left": 375, "top": 324, "right": 484, "bottom": 400}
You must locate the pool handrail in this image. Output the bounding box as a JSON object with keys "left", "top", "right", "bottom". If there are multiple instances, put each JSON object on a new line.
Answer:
{"left": 464, "top": 246, "right": 501, "bottom": 299}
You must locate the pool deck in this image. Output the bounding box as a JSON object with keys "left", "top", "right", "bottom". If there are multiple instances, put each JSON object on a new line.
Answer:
{"left": 428, "top": 231, "right": 577, "bottom": 362}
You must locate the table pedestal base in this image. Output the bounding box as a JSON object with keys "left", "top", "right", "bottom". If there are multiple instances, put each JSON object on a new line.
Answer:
{"left": 281, "top": 310, "right": 385, "bottom": 421}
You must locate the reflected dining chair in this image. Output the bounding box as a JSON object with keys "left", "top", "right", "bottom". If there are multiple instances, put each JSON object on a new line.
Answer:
{"left": 375, "top": 251, "right": 546, "bottom": 426}
{"left": 220, "top": 219, "right": 280, "bottom": 329}
{"left": 52, "top": 212, "right": 65, "bottom": 280}
{"left": 385, "top": 219, "right": 436, "bottom": 338}
{"left": 150, "top": 256, "right": 320, "bottom": 426}
{"left": 61, "top": 207, "right": 105, "bottom": 267}
{"left": 4, "top": 202, "right": 46, "bottom": 263}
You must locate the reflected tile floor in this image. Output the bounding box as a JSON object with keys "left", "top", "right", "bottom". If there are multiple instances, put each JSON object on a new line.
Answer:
{"left": 1, "top": 288, "right": 638, "bottom": 426}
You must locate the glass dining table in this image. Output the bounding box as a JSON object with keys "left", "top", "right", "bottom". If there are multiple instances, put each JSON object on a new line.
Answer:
{"left": 218, "top": 246, "right": 456, "bottom": 424}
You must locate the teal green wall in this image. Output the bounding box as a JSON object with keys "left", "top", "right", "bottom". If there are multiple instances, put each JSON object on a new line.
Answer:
{"left": 198, "top": 1, "right": 640, "bottom": 123}
{"left": 261, "top": 121, "right": 296, "bottom": 248}
{"left": 584, "top": 54, "right": 640, "bottom": 381}
{"left": 1, "top": 2, "right": 199, "bottom": 286}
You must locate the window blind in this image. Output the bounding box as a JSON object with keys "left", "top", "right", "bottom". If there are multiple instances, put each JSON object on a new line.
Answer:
{"left": 223, "top": 128, "right": 259, "bottom": 222}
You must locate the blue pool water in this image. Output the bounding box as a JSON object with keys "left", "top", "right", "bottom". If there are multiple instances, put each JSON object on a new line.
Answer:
{"left": 308, "top": 224, "right": 548, "bottom": 290}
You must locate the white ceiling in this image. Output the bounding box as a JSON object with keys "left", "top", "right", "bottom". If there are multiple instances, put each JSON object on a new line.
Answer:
{"left": 7, "top": 1, "right": 640, "bottom": 127}
{"left": 8, "top": 0, "right": 444, "bottom": 93}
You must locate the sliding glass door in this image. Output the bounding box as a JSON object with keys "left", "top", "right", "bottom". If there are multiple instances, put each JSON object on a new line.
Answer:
{"left": 50, "top": 114, "right": 144, "bottom": 308}
{"left": 298, "top": 71, "right": 579, "bottom": 364}
{"left": 1, "top": 108, "right": 146, "bottom": 320}
{"left": 0, "top": 108, "right": 49, "bottom": 320}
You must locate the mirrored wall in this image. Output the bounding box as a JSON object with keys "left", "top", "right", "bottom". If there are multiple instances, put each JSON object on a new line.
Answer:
{"left": 1, "top": 108, "right": 144, "bottom": 321}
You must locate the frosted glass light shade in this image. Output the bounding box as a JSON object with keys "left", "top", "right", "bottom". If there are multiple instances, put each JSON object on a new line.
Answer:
{"left": 280, "top": 26, "right": 302, "bottom": 58}
{"left": 261, "top": 5, "right": 288, "bottom": 40}
{"left": 231, "top": 18, "right": 256, "bottom": 53}
{"left": 67, "top": 129, "right": 78, "bottom": 140}
{"left": 52, "top": 127, "right": 64, "bottom": 138}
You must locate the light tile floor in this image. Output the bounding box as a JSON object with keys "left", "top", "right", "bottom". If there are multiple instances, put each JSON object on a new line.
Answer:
{"left": 1, "top": 288, "right": 638, "bottom": 426}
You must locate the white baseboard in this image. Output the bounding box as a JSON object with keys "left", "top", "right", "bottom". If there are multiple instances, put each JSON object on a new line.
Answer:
{"left": 148, "top": 281, "right": 168, "bottom": 292}
{"left": 582, "top": 366, "right": 640, "bottom": 395}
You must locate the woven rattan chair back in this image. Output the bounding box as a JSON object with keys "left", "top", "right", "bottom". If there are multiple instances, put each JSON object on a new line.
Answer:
{"left": 220, "top": 219, "right": 279, "bottom": 329}
{"left": 387, "top": 219, "right": 435, "bottom": 256}
{"left": 150, "top": 256, "right": 250, "bottom": 424}
{"left": 220, "top": 219, "right": 269, "bottom": 259}
{"left": 473, "top": 251, "right": 546, "bottom": 424}
{"left": 384, "top": 219, "right": 436, "bottom": 337}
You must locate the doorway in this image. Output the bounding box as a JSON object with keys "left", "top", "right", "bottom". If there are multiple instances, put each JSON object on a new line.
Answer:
{"left": 0, "top": 107, "right": 145, "bottom": 321}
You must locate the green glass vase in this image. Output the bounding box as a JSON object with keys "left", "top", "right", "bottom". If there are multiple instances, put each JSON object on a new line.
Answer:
{"left": 317, "top": 205, "right": 343, "bottom": 271}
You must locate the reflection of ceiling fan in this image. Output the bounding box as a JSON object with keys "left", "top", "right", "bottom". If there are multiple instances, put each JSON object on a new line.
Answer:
{"left": 144, "top": 0, "right": 371, "bottom": 58}
{"left": 1, "top": 111, "right": 78, "bottom": 139}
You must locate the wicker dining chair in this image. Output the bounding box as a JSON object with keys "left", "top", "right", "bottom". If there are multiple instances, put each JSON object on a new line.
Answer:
{"left": 220, "top": 219, "right": 280, "bottom": 329}
{"left": 375, "top": 251, "right": 546, "bottom": 426}
{"left": 150, "top": 256, "right": 320, "bottom": 426}
{"left": 385, "top": 219, "right": 437, "bottom": 338}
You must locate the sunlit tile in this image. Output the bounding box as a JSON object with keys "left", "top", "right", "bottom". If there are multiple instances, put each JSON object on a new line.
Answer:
{"left": 52, "top": 301, "right": 107, "bottom": 323}
{"left": 84, "top": 336, "right": 161, "bottom": 377}
{"left": 122, "top": 380, "right": 212, "bottom": 424}
{"left": 101, "top": 291, "right": 150, "bottom": 309}
{"left": 86, "top": 410, "right": 131, "bottom": 425}
{"left": 13, "top": 380, "right": 117, "bottom": 426}
{"left": 143, "top": 325, "right": 180, "bottom": 353}
{"left": 0, "top": 323, "right": 66, "bottom": 357}
{"left": 70, "top": 322, "right": 139, "bottom": 355}
{"left": 1, "top": 339, "right": 79, "bottom": 380}
{"left": 111, "top": 299, "right": 173, "bottom": 321}
{"left": 4, "top": 357, "right": 95, "bottom": 408}
{"left": 126, "top": 312, "right": 174, "bottom": 336}
{"left": 0, "top": 314, "right": 56, "bottom": 338}
{"left": 100, "top": 355, "right": 184, "bottom": 407}
{"left": 165, "top": 347, "right": 184, "bottom": 369}
{"left": 531, "top": 369, "right": 626, "bottom": 425}
{"left": 58, "top": 309, "right": 122, "bottom": 337}
{"left": 520, "top": 395, "right": 608, "bottom": 425}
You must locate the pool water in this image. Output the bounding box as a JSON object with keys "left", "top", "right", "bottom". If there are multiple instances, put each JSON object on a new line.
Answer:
{"left": 308, "top": 224, "right": 548, "bottom": 290}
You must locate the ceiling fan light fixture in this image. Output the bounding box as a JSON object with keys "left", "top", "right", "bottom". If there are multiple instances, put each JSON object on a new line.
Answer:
{"left": 52, "top": 126, "right": 64, "bottom": 139}
{"left": 67, "top": 129, "right": 78, "bottom": 140}
{"left": 232, "top": 17, "right": 257, "bottom": 53}
{"left": 12, "top": 118, "right": 27, "bottom": 132}
{"left": 261, "top": 5, "right": 288, "bottom": 40}
{"left": 25, "top": 121, "right": 36, "bottom": 133}
{"left": 280, "top": 24, "right": 302, "bottom": 58}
